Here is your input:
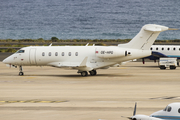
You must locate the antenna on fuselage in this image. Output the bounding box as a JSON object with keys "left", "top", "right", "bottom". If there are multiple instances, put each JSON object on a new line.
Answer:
{"left": 49, "top": 43, "right": 52, "bottom": 46}
{"left": 121, "top": 102, "right": 137, "bottom": 120}
{"left": 133, "top": 102, "right": 137, "bottom": 116}
{"left": 85, "top": 43, "right": 89, "bottom": 46}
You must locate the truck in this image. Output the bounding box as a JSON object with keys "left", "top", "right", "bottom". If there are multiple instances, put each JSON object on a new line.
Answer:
{"left": 159, "top": 58, "right": 177, "bottom": 70}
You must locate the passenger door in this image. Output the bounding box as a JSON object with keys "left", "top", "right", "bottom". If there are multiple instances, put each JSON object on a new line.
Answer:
{"left": 29, "top": 48, "right": 37, "bottom": 65}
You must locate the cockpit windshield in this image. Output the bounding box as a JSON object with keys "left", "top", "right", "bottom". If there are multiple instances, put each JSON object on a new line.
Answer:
{"left": 163, "top": 106, "right": 172, "bottom": 112}
{"left": 16, "top": 50, "right": 25, "bottom": 53}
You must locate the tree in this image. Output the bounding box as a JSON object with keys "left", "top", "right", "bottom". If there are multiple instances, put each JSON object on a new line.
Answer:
{"left": 51, "top": 37, "right": 59, "bottom": 42}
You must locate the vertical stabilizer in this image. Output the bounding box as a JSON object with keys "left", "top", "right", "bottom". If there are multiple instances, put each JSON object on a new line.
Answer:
{"left": 118, "top": 24, "right": 169, "bottom": 50}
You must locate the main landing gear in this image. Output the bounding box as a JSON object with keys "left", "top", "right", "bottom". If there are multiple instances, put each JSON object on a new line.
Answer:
{"left": 89, "top": 70, "right": 97, "bottom": 76}
{"left": 79, "top": 70, "right": 97, "bottom": 77}
{"left": 19, "top": 65, "right": 24, "bottom": 76}
{"left": 81, "top": 71, "right": 88, "bottom": 77}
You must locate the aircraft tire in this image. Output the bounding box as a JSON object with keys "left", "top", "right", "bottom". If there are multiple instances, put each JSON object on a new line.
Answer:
{"left": 89, "top": 70, "right": 97, "bottom": 76}
{"left": 160, "top": 66, "right": 166, "bottom": 70}
{"left": 93, "top": 70, "right": 97, "bottom": 75}
{"left": 81, "top": 71, "right": 88, "bottom": 77}
{"left": 19, "top": 72, "right": 24, "bottom": 76}
{"left": 170, "top": 66, "right": 176, "bottom": 70}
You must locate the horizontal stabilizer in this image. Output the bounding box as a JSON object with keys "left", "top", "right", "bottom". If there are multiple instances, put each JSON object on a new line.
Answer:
{"left": 144, "top": 25, "right": 168, "bottom": 32}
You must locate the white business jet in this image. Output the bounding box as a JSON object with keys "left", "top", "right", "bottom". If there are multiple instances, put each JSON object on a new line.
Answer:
{"left": 3, "top": 24, "right": 170, "bottom": 76}
{"left": 127, "top": 102, "right": 180, "bottom": 120}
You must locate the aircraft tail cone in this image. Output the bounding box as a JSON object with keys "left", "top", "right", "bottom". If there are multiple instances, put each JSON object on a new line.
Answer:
{"left": 168, "top": 28, "right": 178, "bottom": 30}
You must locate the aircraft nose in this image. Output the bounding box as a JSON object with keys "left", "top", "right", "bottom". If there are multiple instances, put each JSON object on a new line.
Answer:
{"left": 2, "top": 57, "right": 11, "bottom": 64}
{"left": 3, "top": 58, "right": 8, "bottom": 64}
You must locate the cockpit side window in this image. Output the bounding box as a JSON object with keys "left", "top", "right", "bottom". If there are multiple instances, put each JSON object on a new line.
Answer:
{"left": 163, "top": 106, "right": 168, "bottom": 111}
{"left": 167, "top": 106, "right": 172, "bottom": 112}
{"left": 16, "top": 50, "right": 25, "bottom": 53}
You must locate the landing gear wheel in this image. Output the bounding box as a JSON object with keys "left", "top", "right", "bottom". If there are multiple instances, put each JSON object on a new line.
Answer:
{"left": 89, "top": 70, "right": 97, "bottom": 76}
{"left": 19, "top": 66, "right": 24, "bottom": 76}
{"left": 19, "top": 72, "right": 24, "bottom": 76}
{"left": 81, "top": 71, "right": 88, "bottom": 77}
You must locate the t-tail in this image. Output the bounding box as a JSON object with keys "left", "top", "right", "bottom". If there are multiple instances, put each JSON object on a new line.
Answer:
{"left": 118, "top": 24, "right": 170, "bottom": 50}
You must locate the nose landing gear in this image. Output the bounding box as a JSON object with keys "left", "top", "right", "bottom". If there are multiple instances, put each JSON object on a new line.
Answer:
{"left": 19, "top": 66, "right": 24, "bottom": 76}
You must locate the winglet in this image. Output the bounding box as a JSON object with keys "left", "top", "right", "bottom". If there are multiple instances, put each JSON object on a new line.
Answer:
{"left": 79, "top": 57, "right": 88, "bottom": 67}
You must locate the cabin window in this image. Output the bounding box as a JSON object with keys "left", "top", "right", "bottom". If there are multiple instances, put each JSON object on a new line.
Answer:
{"left": 179, "top": 48, "right": 180, "bottom": 51}
{"left": 55, "top": 52, "right": 58, "bottom": 56}
{"left": 167, "top": 106, "right": 172, "bottom": 112}
{"left": 62, "top": 52, "right": 64, "bottom": 56}
{"left": 162, "top": 48, "right": 164, "bottom": 50}
{"left": 49, "top": 52, "right": 51, "bottom": 56}
{"left": 150, "top": 47, "right": 153, "bottom": 50}
{"left": 68, "top": 52, "right": 71, "bottom": 56}
{"left": 178, "top": 108, "right": 180, "bottom": 113}
{"left": 16, "top": 50, "right": 25, "bottom": 53}
{"left": 167, "top": 48, "right": 170, "bottom": 51}
{"left": 75, "top": 52, "right": 78, "bottom": 56}
{"left": 42, "top": 52, "right": 45, "bottom": 56}
{"left": 156, "top": 48, "right": 158, "bottom": 50}
{"left": 173, "top": 48, "right": 176, "bottom": 50}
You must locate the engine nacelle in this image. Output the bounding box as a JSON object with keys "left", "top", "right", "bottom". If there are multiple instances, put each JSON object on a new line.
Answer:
{"left": 96, "top": 47, "right": 131, "bottom": 58}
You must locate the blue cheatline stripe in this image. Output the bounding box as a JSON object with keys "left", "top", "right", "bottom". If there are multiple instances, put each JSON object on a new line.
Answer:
{"left": 167, "top": 55, "right": 180, "bottom": 58}
{"left": 152, "top": 115, "right": 180, "bottom": 120}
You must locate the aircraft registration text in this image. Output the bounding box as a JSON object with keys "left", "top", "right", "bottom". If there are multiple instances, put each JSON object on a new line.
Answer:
{"left": 101, "top": 51, "right": 113, "bottom": 54}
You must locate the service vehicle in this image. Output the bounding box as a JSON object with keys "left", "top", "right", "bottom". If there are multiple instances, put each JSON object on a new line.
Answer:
{"left": 159, "top": 58, "right": 177, "bottom": 69}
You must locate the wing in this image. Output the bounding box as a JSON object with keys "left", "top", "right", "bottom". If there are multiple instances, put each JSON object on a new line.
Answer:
{"left": 145, "top": 51, "right": 168, "bottom": 60}
{"left": 48, "top": 57, "right": 93, "bottom": 71}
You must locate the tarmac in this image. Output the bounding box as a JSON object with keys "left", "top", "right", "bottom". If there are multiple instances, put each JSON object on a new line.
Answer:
{"left": 0, "top": 61, "right": 180, "bottom": 120}
{"left": 0, "top": 53, "right": 13, "bottom": 61}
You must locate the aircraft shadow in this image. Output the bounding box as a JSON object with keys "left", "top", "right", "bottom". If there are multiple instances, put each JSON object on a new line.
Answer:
{"left": 125, "top": 66, "right": 158, "bottom": 68}
{"left": 24, "top": 74, "right": 134, "bottom": 78}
